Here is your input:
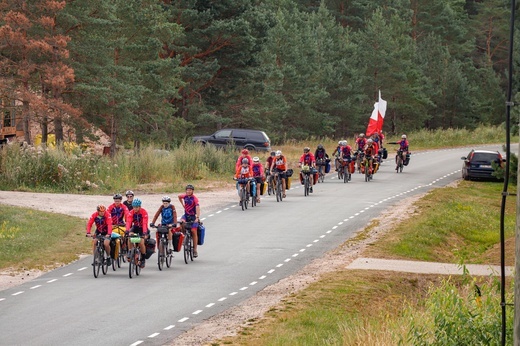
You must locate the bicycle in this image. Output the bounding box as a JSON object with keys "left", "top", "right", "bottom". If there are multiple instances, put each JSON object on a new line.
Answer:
{"left": 181, "top": 221, "right": 195, "bottom": 264}
{"left": 341, "top": 158, "right": 351, "bottom": 183}
{"left": 127, "top": 234, "right": 144, "bottom": 278}
{"left": 273, "top": 171, "right": 284, "bottom": 202}
{"left": 112, "top": 225, "right": 126, "bottom": 269}
{"left": 90, "top": 234, "right": 110, "bottom": 278}
{"left": 250, "top": 179, "right": 257, "bottom": 208}
{"left": 235, "top": 178, "right": 250, "bottom": 211}
{"left": 316, "top": 159, "right": 326, "bottom": 183}
{"left": 151, "top": 225, "right": 173, "bottom": 270}
{"left": 363, "top": 156, "right": 374, "bottom": 182}
{"left": 355, "top": 150, "right": 364, "bottom": 173}
{"left": 395, "top": 150, "right": 404, "bottom": 173}
{"left": 301, "top": 165, "right": 311, "bottom": 196}
{"left": 335, "top": 155, "right": 343, "bottom": 181}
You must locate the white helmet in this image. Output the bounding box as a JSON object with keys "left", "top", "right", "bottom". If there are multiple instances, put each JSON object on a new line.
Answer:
{"left": 359, "top": 133, "right": 365, "bottom": 138}
{"left": 338, "top": 140, "right": 342, "bottom": 145}
{"left": 367, "top": 139, "right": 373, "bottom": 143}
{"left": 402, "top": 134, "right": 407, "bottom": 139}
{"left": 342, "top": 140, "right": 348, "bottom": 146}
{"left": 275, "top": 150, "right": 282, "bottom": 157}
{"left": 253, "top": 156, "right": 260, "bottom": 162}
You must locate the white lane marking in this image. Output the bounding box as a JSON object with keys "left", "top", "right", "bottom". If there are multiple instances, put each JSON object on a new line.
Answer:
{"left": 292, "top": 253, "right": 299, "bottom": 257}
{"left": 47, "top": 279, "right": 57, "bottom": 283}
{"left": 130, "top": 341, "right": 143, "bottom": 346}
{"left": 299, "top": 249, "right": 306, "bottom": 252}
{"left": 326, "top": 230, "right": 332, "bottom": 234}
{"left": 338, "top": 222, "right": 343, "bottom": 225}
{"left": 239, "top": 287, "right": 248, "bottom": 291}
{"left": 30, "top": 285, "right": 41, "bottom": 289}
{"left": 259, "top": 275, "right": 266, "bottom": 279}
{"left": 313, "top": 239, "right": 319, "bottom": 243}
{"left": 284, "top": 258, "right": 291, "bottom": 262}
{"left": 193, "top": 310, "right": 203, "bottom": 315}
{"left": 63, "top": 273, "right": 73, "bottom": 277}
{"left": 276, "top": 264, "right": 283, "bottom": 267}
{"left": 206, "top": 303, "right": 215, "bottom": 308}
{"left": 164, "top": 325, "right": 175, "bottom": 330}
{"left": 250, "top": 281, "right": 257, "bottom": 285}
{"left": 148, "top": 333, "right": 160, "bottom": 338}
{"left": 0, "top": 298, "right": 5, "bottom": 302}
{"left": 178, "top": 317, "right": 189, "bottom": 322}
{"left": 229, "top": 292, "right": 238, "bottom": 296}
{"left": 78, "top": 267, "right": 87, "bottom": 271}
{"left": 332, "top": 226, "right": 338, "bottom": 229}
{"left": 208, "top": 214, "right": 214, "bottom": 217}
{"left": 343, "top": 218, "right": 350, "bottom": 221}
{"left": 12, "top": 291, "right": 23, "bottom": 296}
{"left": 320, "top": 235, "right": 325, "bottom": 238}
{"left": 306, "top": 244, "right": 312, "bottom": 247}
{"left": 218, "top": 297, "right": 227, "bottom": 301}
{"left": 268, "top": 269, "right": 275, "bottom": 273}
{"left": 216, "top": 211, "right": 222, "bottom": 214}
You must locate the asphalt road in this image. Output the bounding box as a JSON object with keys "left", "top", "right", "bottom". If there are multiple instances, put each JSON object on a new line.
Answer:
{"left": 0, "top": 145, "right": 506, "bottom": 346}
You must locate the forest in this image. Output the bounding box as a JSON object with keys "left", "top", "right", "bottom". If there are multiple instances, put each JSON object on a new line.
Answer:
{"left": 0, "top": 0, "right": 519, "bottom": 151}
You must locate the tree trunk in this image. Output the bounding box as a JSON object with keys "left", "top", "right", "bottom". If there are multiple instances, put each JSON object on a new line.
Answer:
{"left": 22, "top": 100, "right": 31, "bottom": 145}
{"left": 42, "top": 115, "right": 48, "bottom": 145}
{"left": 110, "top": 114, "right": 117, "bottom": 158}
{"left": 54, "top": 116, "right": 64, "bottom": 144}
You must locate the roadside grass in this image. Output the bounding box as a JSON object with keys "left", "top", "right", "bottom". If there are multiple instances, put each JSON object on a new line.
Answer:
{"left": 0, "top": 205, "right": 88, "bottom": 270}
{"left": 213, "top": 180, "right": 515, "bottom": 345}
{"left": 363, "top": 180, "right": 516, "bottom": 265}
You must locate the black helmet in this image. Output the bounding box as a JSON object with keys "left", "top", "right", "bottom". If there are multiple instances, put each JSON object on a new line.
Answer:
{"left": 125, "top": 190, "right": 134, "bottom": 197}
{"left": 317, "top": 144, "right": 323, "bottom": 150}
{"left": 270, "top": 151, "right": 276, "bottom": 156}
{"left": 113, "top": 193, "right": 123, "bottom": 200}
{"left": 162, "top": 196, "right": 171, "bottom": 202}
{"left": 186, "top": 184, "right": 195, "bottom": 190}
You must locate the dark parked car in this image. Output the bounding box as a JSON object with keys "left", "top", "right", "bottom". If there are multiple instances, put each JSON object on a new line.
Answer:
{"left": 461, "top": 149, "right": 505, "bottom": 180}
{"left": 192, "top": 128, "right": 271, "bottom": 152}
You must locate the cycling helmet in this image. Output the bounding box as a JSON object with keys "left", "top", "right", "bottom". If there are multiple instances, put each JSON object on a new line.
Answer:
{"left": 402, "top": 134, "right": 407, "bottom": 139}
{"left": 131, "top": 198, "right": 142, "bottom": 207}
{"left": 275, "top": 150, "right": 282, "bottom": 157}
{"left": 241, "top": 149, "right": 249, "bottom": 155}
{"left": 367, "top": 139, "right": 373, "bottom": 143}
{"left": 125, "top": 190, "right": 134, "bottom": 197}
{"left": 317, "top": 144, "right": 323, "bottom": 150}
{"left": 342, "top": 140, "right": 348, "bottom": 146}
{"left": 113, "top": 193, "right": 123, "bottom": 200}
{"left": 303, "top": 147, "right": 310, "bottom": 153}
{"left": 253, "top": 156, "right": 260, "bottom": 162}
{"left": 338, "top": 140, "right": 342, "bottom": 145}
{"left": 241, "top": 158, "right": 249, "bottom": 164}
{"left": 359, "top": 133, "right": 365, "bottom": 138}
{"left": 186, "top": 184, "right": 195, "bottom": 190}
{"left": 97, "top": 204, "right": 106, "bottom": 212}
{"left": 162, "top": 196, "right": 171, "bottom": 202}
{"left": 270, "top": 151, "right": 276, "bottom": 156}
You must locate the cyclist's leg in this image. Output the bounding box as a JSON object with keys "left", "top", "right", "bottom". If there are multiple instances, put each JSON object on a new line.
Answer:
{"left": 191, "top": 224, "right": 198, "bottom": 256}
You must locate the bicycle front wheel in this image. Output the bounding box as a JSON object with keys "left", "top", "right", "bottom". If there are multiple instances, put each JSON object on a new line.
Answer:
{"left": 166, "top": 246, "right": 173, "bottom": 268}
{"left": 304, "top": 176, "right": 309, "bottom": 196}
{"left": 343, "top": 166, "right": 348, "bottom": 183}
{"left": 184, "top": 235, "right": 190, "bottom": 264}
{"left": 128, "top": 249, "right": 135, "bottom": 278}
{"left": 101, "top": 250, "right": 109, "bottom": 275}
{"left": 93, "top": 247, "right": 101, "bottom": 278}
{"left": 240, "top": 188, "right": 246, "bottom": 211}
{"left": 158, "top": 240, "right": 166, "bottom": 271}
{"left": 135, "top": 252, "right": 141, "bottom": 276}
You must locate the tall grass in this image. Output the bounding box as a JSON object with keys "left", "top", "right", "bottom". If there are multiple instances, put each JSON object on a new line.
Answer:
{"left": 0, "top": 140, "right": 236, "bottom": 193}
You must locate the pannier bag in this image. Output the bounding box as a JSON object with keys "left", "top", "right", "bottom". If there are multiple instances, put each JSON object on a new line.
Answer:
{"left": 145, "top": 238, "right": 156, "bottom": 259}
{"left": 172, "top": 231, "right": 184, "bottom": 252}
{"left": 349, "top": 161, "right": 355, "bottom": 174}
{"left": 261, "top": 181, "right": 267, "bottom": 195}
{"left": 404, "top": 153, "right": 411, "bottom": 166}
{"left": 382, "top": 148, "right": 388, "bottom": 159}
{"left": 325, "top": 161, "right": 331, "bottom": 173}
{"left": 286, "top": 177, "right": 291, "bottom": 190}
{"left": 197, "top": 224, "right": 205, "bottom": 246}
{"left": 286, "top": 169, "right": 294, "bottom": 177}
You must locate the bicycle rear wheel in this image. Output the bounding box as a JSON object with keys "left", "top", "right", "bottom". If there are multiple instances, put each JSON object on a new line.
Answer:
{"left": 304, "top": 176, "right": 309, "bottom": 196}
{"left": 93, "top": 247, "right": 101, "bottom": 278}
{"left": 365, "top": 162, "right": 369, "bottom": 182}
{"left": 135, "top": 252, "right": 141, "bottom": 276}
{"left": 276, "top": 179, "right": 282, "bottom": 202}
{"left": 189, "top": 235, "right": 194, "bottom": 262}
{"left": 184, "top": 235, "right": 190, "bottom": 264}
{"left": 240, "top": 188, "right": 246, "bottom": 210}
{"left": 166, "top": 247, "right": 173, "bottom": 268}
{"left": 343, "top": 166, "right": 348, "bottom": 183}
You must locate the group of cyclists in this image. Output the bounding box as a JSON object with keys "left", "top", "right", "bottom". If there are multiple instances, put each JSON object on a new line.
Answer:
{"left": 232, "top": 134, "right": 410, "bottom": 200}
{"left": 86, "top": 185, "right": 201, "bottom": 269}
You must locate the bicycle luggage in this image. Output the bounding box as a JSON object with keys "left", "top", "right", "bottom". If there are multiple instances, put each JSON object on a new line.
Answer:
{"left": 197, "top": 224, "right": 205, "bottom": 245}
{"left": 145, "top": 238, "right": 156, "bottom": 259}
{"left": 382, "top": 148, "right": 388, "bottom": 159}
{"left": 349, "top": 161, "right": 355, "bottom": 174}
{"left": 286, "top": 177, "right": 291, "bottom": 190}
{"left": 404, "top": 153, "right": 411, "bottom": 166}
{"left": 325, "top": 162, "right": 331, "bottom": 173}
{"left": 172, "top": 231, "right": 184, "bottom": 252}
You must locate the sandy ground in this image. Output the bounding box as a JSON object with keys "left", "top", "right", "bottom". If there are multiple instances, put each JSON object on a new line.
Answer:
{"left": 0, "top": 187, "right": 422, "bottom": 345}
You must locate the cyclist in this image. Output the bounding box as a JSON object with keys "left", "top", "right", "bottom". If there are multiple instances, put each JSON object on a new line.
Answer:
{"left": 235, "top": 158, "right": 254, "bottom": 202}
{"left": 123, "top": 190, "right": 134, "bottom": 211}
{"left": 86, "top": 205, "right": 113, "bottom": 266}
{"left": 388, "top": 134, "right": 410, "bottom": 165}
{"left": 251, "top": 156, "right": 264, "bottom": 203}
{"left": 150, "top": 196, "right": 177, "bottom": 252}
{"left": 178, "top": 184, "right": 201, "bottom": 258}
{"left": 314, "top": 144, "right": 329, "bottom": 179}
{"left": 340, "top": 140, "right": 353, "bottom": 177}
{"left": 363, "top": 139, "right": 377, "bottom": 174}
{"left": 355, "top": 134, "right": 367, "bottom": 172}
{"left": 370, "top": 133, "right": 381, "bottom": 162}
{"left": 125, "top": 198, "right": 149, "bottom": 268}
{"left": 332, "top": 140, "right": 346, "bottom": 171}
{"left": 299, "top": 147, "right": 316, "bottom": 192}
{"left": 265, "top": 151, "right": 276, "bottom": 188}
{"left": 270, "top": 150, "right": 288, "bottom": 198}
{"left": 235, "top": 148, "right": 253, "bottom": 170}
{"left": 107, "top": 193, "right": 129, "bottom": 260}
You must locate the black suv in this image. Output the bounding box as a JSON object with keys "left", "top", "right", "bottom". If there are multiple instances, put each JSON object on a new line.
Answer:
{"left": 192, "top": 128, "right": 271, "bottom": 152}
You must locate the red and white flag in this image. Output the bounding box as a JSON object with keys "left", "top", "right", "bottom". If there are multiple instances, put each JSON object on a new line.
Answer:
{"left": 366, "top": 90, "right": 387, "bottom": 136}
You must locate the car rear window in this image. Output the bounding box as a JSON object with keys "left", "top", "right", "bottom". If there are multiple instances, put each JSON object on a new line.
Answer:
{"left": 472, "top": 152, "right": 499, "bottom": 162}
{"left": 232, "top": 130, "right": 248, "bottom": 138}
{"left": 249, "top": 132, "right": 266, "bottom": 141}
